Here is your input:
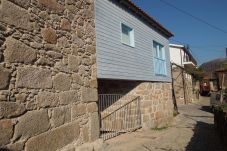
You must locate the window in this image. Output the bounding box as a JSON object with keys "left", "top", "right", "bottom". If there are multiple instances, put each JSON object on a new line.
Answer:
{"left": 121, "top": 23, "right": 134, "bottom": 47}
{"left": 153, "top": 41, "right": 167, "bottom": 76}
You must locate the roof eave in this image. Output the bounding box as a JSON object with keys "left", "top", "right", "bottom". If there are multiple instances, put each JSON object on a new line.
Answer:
{"left": 119, "top": 0, "right": 174, "bottom": 38}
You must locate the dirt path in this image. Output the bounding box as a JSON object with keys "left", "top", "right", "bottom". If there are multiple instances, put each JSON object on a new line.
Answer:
{"left": 100, "top": 96, "right": 225, "bottom": 151}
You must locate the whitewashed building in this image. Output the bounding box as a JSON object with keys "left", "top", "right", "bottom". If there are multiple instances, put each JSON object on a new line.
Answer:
{"left": 169, "top": 44, "right": 197, "bottom": 104}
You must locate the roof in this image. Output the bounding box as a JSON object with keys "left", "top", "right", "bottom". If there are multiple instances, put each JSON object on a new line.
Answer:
{"left": 118, "top": 0, "right": 174, "bottom": 38}
{"left": 200, "top": 58, "right": 227, "bottom": 79}
{"left": 169, "top": 44, "right": 184, "bottom": 48}
{"left": 169, "top": 44, "right": 197, "bottom": 65}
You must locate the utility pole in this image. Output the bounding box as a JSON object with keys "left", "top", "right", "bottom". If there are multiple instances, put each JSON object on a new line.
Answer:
{"left": 171, "top": 63, "right": 179, "bottom": 115}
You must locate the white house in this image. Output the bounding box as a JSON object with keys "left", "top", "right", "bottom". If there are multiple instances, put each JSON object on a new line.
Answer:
{"left": 169, "top": 44, "right": 197, "bottom": 68}
{"left": 169, "top": 44, "right": 197, "bottom": 104}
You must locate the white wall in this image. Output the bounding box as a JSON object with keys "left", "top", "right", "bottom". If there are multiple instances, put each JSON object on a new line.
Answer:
{"left": 169, "top": 46, "right": 183, "bottom": 66}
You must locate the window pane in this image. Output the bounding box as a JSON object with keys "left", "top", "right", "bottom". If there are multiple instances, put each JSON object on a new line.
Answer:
{"left": 121, "top": 24, "right": 134, "bottom": 46}
{"left": 153, "top": 42, "right": 158, "bottom": 57}
{"left": 122, "top": 26, "right": 130, "bottom": 45}
{"left": 153, "top": 41, "right": 166, "bottom": 75}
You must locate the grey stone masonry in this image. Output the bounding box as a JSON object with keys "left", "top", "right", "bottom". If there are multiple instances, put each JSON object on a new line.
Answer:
{"left": 98, "top": 80, "right": 174, "bottom": 129}
{"left": 0, "top": 0, "right": 98, "bottom": 150}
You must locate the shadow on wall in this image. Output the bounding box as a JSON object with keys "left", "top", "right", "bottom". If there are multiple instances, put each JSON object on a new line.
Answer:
{"left": 98, "top": 79, "right": 141, "bottom": 94}
{"left": 185, "top": 121, "right": 225, "bottom": 151}
{"left": 98, "top": 79, "right": 141, "bottom": 111}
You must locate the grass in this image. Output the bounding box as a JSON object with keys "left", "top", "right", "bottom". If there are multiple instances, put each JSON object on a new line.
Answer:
{"left": 220, "top": 104, "right": 227, "bottom": 111}
{"left": 152, "top": 126, "right": 168, "bottom": 131}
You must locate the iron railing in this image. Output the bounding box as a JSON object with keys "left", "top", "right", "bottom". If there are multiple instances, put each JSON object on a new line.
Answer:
{"left": 98, "top": 94, "right": 141, "bottom": 140}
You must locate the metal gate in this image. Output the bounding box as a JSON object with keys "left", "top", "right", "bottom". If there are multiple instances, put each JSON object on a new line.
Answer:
{"left": 98, "top": 94, "right": 141, "bottom": 140}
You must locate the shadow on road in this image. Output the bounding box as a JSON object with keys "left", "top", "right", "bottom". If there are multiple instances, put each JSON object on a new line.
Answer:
{"left": 0, "top": 148, "right": 11, "bottom": 151}
{"left": 185, "top": 121, "right": 225, "bottom": 151}
{"left": 200, "top": 106, "right": 213, "bottom": 113}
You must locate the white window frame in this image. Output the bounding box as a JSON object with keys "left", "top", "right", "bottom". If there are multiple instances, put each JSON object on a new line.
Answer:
{"left": 121, "top": 23, "right": 135, "bottom": 47}
{"left": 153, "top": 41, "right": 167, "bottom": 76}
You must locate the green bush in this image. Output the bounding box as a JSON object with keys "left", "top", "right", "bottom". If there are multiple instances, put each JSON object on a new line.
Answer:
{"left": 216, "top": 104, "right": 227, "bottom": 112}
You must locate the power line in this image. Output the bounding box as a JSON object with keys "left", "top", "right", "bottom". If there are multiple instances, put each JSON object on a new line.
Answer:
{"left": 159, "top": 0, "right": 227, "bottom": 34}
{"left": 170, "top": 39, "right": 227, "bottom": 50}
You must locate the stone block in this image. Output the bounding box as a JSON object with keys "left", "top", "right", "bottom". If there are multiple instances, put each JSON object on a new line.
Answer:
{"left": 4, "top": 37, "right": 36, "bottom": 64}
{"left": 57, "top": 36, "right": 70, "bottom": 49}
{"left": 37, "top": 0, "right": 64, "bottom": 13}
{"left": 6, "top": 141, "right": 25, "bottom": 151}
{"left": 89, "top": 112, "right": 99, "bottom": 141}
{"left": 8, "top": 0, "right": 30, "bottom": 9}
{"left": 0, "top": 102, "right": 26, "bottom": 118}
{"left": 60, "top": 18, "right": 71, "bottom": 31}
{"left": 25, "top": 121, "right": 80, "bottom": 151}
{"left": 13, "top": 109, "right": 50, "bottom": 140}
{"left": 37, "top": 57, "right": 54, "bottom": 66}
{"left": 155, "top": 111, "right": 163, "bottom": 120}
{"left": 50, "top": 106, "right": 71, "bottom": 128}
{"left": 72, "top": 74, "right": 83, "bottom": 85}
{"left": 68, "top": 55, "right": 80, "bottom": 72}
{"left": 72, "top": 103, "right": 86, "bottom": 118}
{"left": 0, "top": 95, "right": 7, "bottom": 101}
{"left": 76, "top": 28, "right": 84, "bottom": 38}
{"left": 36, "top": 92, "right": 59, "bottom": 108}
{"left": 82, "top": 126, "right": 89, "bottom": 142}
{"left": 0, "top": 119, "right": 13, "bottom": 146}
{"left": 46, "top": 51, "right": 63, "bottom": 59}
{"left": 81, "top": 87, "right": 98, "bottom": 103}
{"left": 41, "top": 27, "right": 57, "bottom": 44}
{"left": 59, "top": 90, "right": 79, "bottom": 105}
{"left": 16, "top": 67, "right": 52, "bottom": 89}
{"left": 53, "top": 73, "right": 71, "bottom": 91}
{"left": 90, "top": 79, "right": 97, "bottom": 88}
{"left": 86, "top": 102, "right": 98, "bottom": 113}
{"left": 0, "top": 66, "right": 11, "bottom": 90}
{"left": 0, "top": 0, "right": 32, "bottom": 30}
{"left": 15, "top": 93, "right": 27, "bottom": 103}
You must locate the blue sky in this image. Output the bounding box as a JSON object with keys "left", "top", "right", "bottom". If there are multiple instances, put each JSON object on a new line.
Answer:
{"left": 132, "top": 0, "right": 227, "bottom": 65}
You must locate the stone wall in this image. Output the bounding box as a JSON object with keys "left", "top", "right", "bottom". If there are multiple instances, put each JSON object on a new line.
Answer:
{"left": 0, "top": 0, "right": 99, "bottom": 150}
{"left": 98, "top": 80, "right": 173, "bottom": 129}
{"left": 172, "top": 66, "right": 195, "bottom": 105}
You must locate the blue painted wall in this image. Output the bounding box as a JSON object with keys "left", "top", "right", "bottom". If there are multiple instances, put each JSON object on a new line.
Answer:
{"left": 95, "top": 0, "right": 172, "bottom": 82}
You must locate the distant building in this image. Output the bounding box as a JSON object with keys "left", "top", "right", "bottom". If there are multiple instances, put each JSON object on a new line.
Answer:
{"left": 169, "top": 44, "right": 197, "bottom": 68}
{"left": 201, "top": 58, "right": 227, "bottom": 79}
{"left": 169, "top": 44, "right": 197, "bottom": 104}
{"left": 201, "top": 58, "right": 227, "bottom": 91}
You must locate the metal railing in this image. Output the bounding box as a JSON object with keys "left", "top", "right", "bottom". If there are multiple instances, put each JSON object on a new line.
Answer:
{"left": 98, "top": 94, "right": 141, "bottom": 140}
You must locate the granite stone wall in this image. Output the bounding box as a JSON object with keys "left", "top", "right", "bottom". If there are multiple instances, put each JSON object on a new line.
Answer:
{"left": 172, "top": 66, "right": 195, "bottom": 105}
{"left": 0, "top": 0, "right": 99, "bottom": 150}
{"left": 98, "top": 80, "right": 174, "bottom": 129}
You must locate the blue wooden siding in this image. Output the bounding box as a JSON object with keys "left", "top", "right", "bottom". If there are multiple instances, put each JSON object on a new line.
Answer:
{"left": 95, "top": 0, "right": 172, "bottom": 82}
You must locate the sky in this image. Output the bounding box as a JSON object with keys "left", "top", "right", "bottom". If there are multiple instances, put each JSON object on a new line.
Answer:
{"left": 132, "top": 0, "right": 227, "bottom": 65}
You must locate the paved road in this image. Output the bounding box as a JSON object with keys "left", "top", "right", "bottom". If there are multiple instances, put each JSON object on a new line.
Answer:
{"left": 100, "top": 96, "right": 225, "bottom": 151}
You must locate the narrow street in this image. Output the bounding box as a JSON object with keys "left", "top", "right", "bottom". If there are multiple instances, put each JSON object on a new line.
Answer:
{"left": 100, "top": 96, "right": 225, "bottom": 151}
